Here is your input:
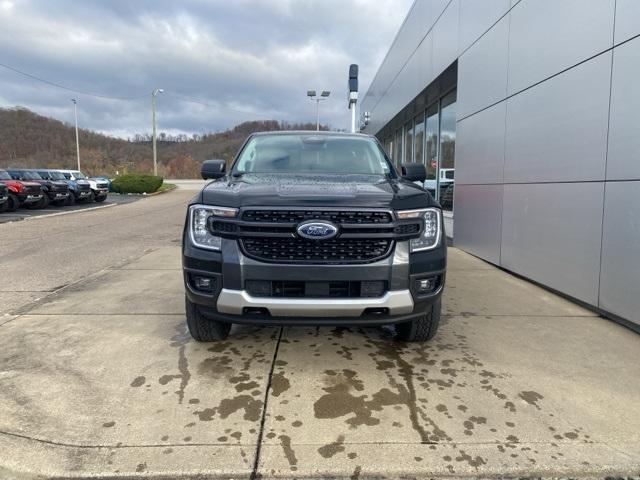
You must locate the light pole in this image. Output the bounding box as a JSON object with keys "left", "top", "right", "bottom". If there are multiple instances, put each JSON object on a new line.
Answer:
{"left": 71, "top": 98, "right": 80, "bottom": 171}
{"left": 307, "top": 90, "right": 330, "bottom": 131}
{"left": 151, "top": 88, "right": 164, "bottom": 176}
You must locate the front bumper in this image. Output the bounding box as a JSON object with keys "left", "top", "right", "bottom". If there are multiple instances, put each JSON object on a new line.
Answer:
{"left": 19, "top": 194, "right": 43, "bottom": 204}
{"left": 48, "top": 191, "right": 69, "bottom": 201}
{"left": 217, "top": 288, "right": 415, "bottom": 317}
{"left": 94, "top": 188, "right": 109, "bottom": 198}
{"left": 183, "top": 236, "right": 446, "bottom": 326}
{"left": 76, "top": 190, "right": 92, "bottom": 198}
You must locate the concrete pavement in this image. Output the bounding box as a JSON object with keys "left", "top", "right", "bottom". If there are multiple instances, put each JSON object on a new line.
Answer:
{"left": 1, "top": 189, "right": 639, "bottom": 479}
{"left": 0, "top": 189, "right": 194, "bottom": 316}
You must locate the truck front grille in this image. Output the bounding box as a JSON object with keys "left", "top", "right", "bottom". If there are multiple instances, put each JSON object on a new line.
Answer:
{"left": 209, "top": 208, "right": 423, "bottom": 265}
{"left": 241, "top": 237, "right": 392, "bottom": 264}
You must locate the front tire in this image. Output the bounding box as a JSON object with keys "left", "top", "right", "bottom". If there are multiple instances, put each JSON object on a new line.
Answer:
{"left": 29, "top": 194, "right": 49, "bottom": 209}
{"left": 395, "top": 298, "right": 441, "bottom": 342}
{"left": 94, "top": 195, "right": 106, "bottom": 203}
{"left": 7, "top": 194, "right": 19, "bottom": 212}
{"left": 185, "top": 296, "right": 231, "bottom": 342}
{"left": 66, "top": 193, "right": 76, "bottom": 206}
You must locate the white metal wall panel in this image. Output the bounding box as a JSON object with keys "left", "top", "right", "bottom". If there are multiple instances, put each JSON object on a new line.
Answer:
{"left": 614, "top": 0, "right": 640, "bottom": 44}
{"left": 457, "top": 14, "right": 509, "bottom": 118}
{"left": 456, "top": 102, "right": 506, "bottom": 185}
{"left": 458, "top": 0, "right": 510, "bottom": 54}
{"left": 504, "top": 53, "right": 611, "bottom": 183}
{"left": 507, "top": 0, "right": 615, "bottom": 94}
{"left": 599, "top": 181, "right": 640, "bottom": 326}
{"left": 501, "top": 182, "right": 604, "bottom": 305}
{"left": 453, "top": 184, "right": 503, "bottom": 264}
{"left": 606, "top": 37, "right": 640, "bottom": 181}
{"left": 432, "top": 0, "right": 460, "bottom": 79}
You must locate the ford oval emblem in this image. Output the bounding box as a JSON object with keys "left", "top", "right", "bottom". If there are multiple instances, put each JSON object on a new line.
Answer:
{"left": 296, "top": 220, "right": 338, "bottom": 240}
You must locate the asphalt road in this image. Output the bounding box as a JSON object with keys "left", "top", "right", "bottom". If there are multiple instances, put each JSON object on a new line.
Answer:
{"left": 0, "top": 189, "right": 194, "bottom": 316}
{"left": 1, "top": 188, "right": 639, "bottom": 479}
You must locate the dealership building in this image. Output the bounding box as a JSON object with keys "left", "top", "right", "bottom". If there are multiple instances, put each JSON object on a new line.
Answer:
{"left": 361, "top": 0, "right": 639, "bottom": 330}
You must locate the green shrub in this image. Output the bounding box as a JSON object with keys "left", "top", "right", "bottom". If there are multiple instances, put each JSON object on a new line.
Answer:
{"left": 111, "top": 174, "right": 163, "bottom": 194}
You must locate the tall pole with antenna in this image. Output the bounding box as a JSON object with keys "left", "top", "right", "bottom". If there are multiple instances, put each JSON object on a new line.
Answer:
{"left": 71, "top": 98, "right": 80, "bottom": 171}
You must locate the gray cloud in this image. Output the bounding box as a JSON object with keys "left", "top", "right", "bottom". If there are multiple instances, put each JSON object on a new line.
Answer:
{"left": 0, "top": 0, "right": 412, "bottom": 137}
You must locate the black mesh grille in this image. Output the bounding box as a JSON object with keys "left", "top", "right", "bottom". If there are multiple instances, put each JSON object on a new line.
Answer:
{"left": 24, "top": 185, "right": 41, "bottom": 194}
{"left": 242, "top": 209, "right": 392, "bottom": 224}
{"left": 241, "top": 237, "right": 392, "bottom": 263}
{"left": 246, "top": 280, "right": 386, "bottom": 298}
{"left": 77, "top": 184, "right": 90, "bottom": 192}
{"left": 394, "top": 223, "right": 420, "bottom": 235}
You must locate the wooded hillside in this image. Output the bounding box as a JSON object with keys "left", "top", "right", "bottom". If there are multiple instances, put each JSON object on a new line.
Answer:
{"left": 0, "top": 107, "right": 326, "bottom": 178}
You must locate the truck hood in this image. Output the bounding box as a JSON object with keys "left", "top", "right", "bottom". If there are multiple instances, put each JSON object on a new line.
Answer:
{"left": 200, "top": 173, "right": 436, "bottom": 210}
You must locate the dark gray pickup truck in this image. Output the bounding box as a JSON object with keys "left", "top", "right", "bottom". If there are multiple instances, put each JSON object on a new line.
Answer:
{"left": 182, "top": 132, "right": 446, "bottom": 342}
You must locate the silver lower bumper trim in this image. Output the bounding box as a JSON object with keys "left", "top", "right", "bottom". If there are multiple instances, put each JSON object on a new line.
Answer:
{"left": 216, "top": 289, "right": 414, "bottom": 317}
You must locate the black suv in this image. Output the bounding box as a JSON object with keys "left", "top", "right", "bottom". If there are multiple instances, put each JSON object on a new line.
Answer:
{"left": 7, "top": 169, "right": 70, "bottom": 208}
{"left": 182, "top": 132, "right": 446, "bottom": 342}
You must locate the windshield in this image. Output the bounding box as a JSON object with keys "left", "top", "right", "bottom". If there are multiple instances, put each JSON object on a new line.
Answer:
{"left": 44, "top": 171, "right": 66, "bottom": 180}
{"left": 72, "top": 171, "right": 86, "bottom": 179}
{"left": 232, "top": 135, "right": 395, "bottom": 177}
{"left": 23, "top": 171, "right": 42, "bottom": 180}
{"left": 0, "top": 170, "right": 10, "bottom": 180}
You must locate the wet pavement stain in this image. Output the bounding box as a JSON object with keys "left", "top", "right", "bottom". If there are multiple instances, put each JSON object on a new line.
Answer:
{"left": 102, "top": 421, "right": 115, "bottom": 428}
{"left": 519, "top": 390, "right": 544, "bottom": 409}
{"left": 278, "top": 434, "right": 298, "bottom": 471}
{"left": 270, "top": 372, "right": 290, "bottom": 397}
{"left": 130, "top": 376, "right": 145, "bottom": 387}
{"left": 455, "top": 449, "right": 487, "bottom": 468}
{"left": 350, "top": 465, "right": 361, "bottom": 479}
{"left": 317, "top": 434, "right": 346, "bottom": 458}
{"left": 195, "top": 395, "right": 263, "bottom": 422}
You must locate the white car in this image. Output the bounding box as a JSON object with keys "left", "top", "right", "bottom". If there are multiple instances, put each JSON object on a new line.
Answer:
{"left": 424, "top": 168, "right": 454, "bottom": 197}
{"left": 57, "top": 170, "right": 109, "bottom": 203}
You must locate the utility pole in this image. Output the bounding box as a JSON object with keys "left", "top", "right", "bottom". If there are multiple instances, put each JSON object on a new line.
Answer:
{"left": 348, "top": 64, "right": 358, "bottom": 133}
{"left": 307, "top": 90, "right": 330, "bottom": 131}
{"left": 71, "top": 98, "right": 80, "bottom": 170}
{"left": 151, "top": 88, "right": 164, "bottom": 176}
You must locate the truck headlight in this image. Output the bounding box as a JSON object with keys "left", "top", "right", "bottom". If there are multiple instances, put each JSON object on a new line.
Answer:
{"left": 188, "top": 204, "right": 238, "bottom": 251}
{"left": 397, "top": 208, "right": 442, "bottom": 252}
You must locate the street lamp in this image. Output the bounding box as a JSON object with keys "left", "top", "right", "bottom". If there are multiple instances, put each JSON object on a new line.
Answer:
{"left": 70, "top": 98, "right": 80, "bottom": 171}
{"left": 307, "top": 90, "right": 330, "bottom": 131}
{"left": 151, "top": 88, "right": 164, "bottom": 176}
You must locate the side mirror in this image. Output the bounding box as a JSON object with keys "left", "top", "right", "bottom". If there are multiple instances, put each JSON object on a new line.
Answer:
{"left": 201, "top": 159, "right": 226, "bottom": 180}
{"left": 401, "top": 163, "right": 426, "bottom": 183}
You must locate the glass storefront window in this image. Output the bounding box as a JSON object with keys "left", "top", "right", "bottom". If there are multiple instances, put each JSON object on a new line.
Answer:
{"left": 413, "top": 113, "right": 425, "bottom": 165}
{"left": 394, "top": 128, "right": 402, "bottom": 167}
{"left": 404, "top": 121, "right": 413, "bottom": 164}
{"left": 425, "top": 103, "right": 439, "bottom": 197}
{"left": 439, "top": 90, "right": 456, "bottom": 211}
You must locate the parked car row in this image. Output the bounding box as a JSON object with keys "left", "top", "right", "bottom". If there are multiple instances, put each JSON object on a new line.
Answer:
{"left": 0, "top": 168, "right": 109, "bottom": 212}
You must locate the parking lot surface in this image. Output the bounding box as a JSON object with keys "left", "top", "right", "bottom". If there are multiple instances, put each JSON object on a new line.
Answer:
{"left": 1, "top": 189, "right": 639, "bottom": 479}
{"left": 0, "top": 193, "right": 140, "bottom": 224}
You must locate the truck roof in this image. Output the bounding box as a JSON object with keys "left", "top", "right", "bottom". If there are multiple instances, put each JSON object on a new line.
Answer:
{"left": 250, "top": 130, "right": 374, "bottom": 138}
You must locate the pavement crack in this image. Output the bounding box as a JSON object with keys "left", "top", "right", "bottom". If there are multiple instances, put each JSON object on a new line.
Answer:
{"left": 250, "top": 327, "right": 283, "bottom": 480}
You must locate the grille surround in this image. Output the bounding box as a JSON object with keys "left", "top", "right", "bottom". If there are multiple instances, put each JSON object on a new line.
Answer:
{"left": 209, "top": 207, "right": 423, "bottom": 265}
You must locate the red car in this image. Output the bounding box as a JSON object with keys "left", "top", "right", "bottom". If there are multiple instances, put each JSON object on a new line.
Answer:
{"left": 0, "top": 169, "right": 44, "bottom": 211}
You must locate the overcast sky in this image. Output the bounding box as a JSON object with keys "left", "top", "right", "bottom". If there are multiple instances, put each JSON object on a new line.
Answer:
{"left": 0, "top": 0, "right": 413, "bottom": 138}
